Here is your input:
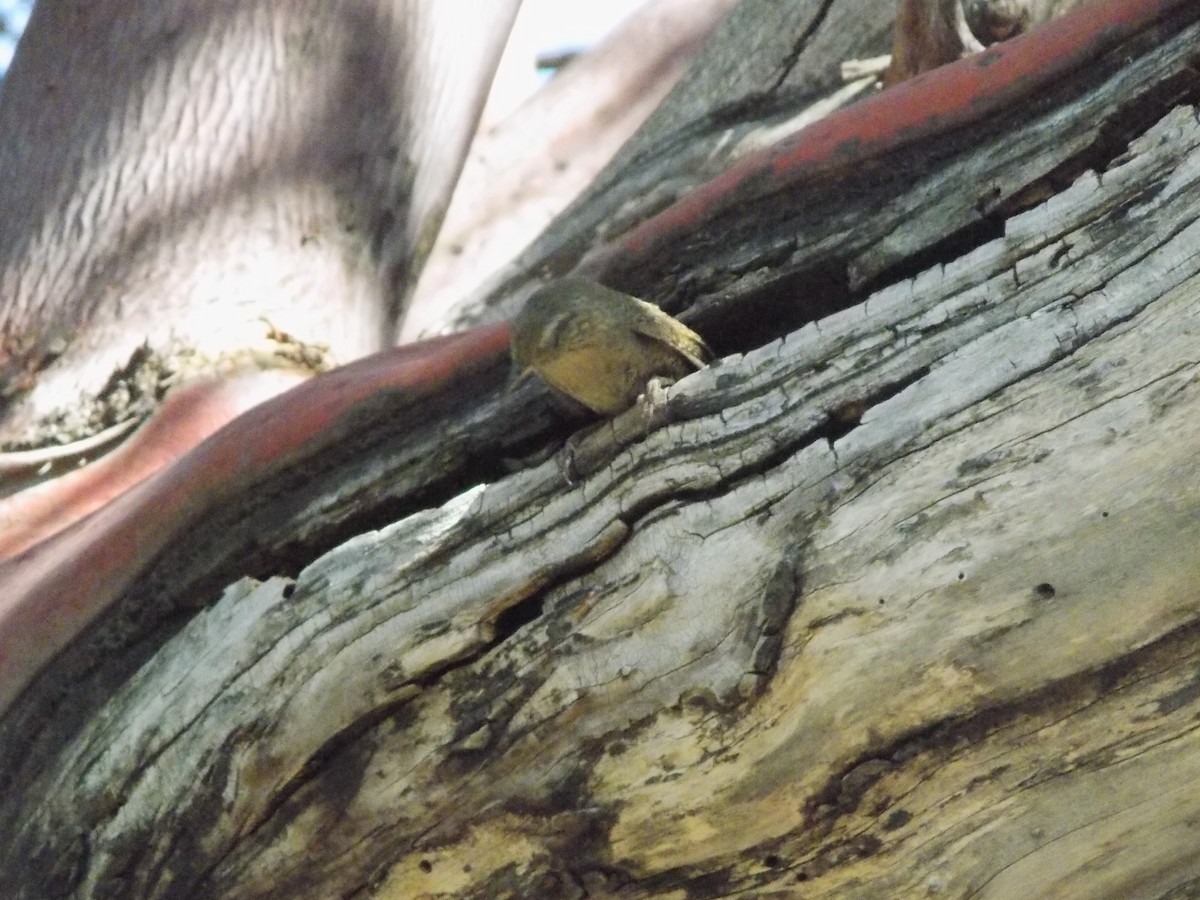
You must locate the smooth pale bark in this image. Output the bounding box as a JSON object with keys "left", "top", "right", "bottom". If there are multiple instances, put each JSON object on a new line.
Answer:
{"left": 0, "top": 0, "right": 518, "bottom": 447}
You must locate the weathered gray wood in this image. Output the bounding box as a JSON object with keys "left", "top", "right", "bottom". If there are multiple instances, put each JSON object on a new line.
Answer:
{"left": 4, "top": 61, "right": 1199, "bottom": 894}
{"left": 12, "top": 2, "right": 1183, "bottom": 771}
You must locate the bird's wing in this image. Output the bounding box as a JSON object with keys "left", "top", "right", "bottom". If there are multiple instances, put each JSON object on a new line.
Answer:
{"left": 630, "top": 298, "right": 712, "bottom": 369}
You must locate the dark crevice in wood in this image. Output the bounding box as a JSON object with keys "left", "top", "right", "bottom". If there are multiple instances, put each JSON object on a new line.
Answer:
{"left": 491, "top": 591, "right": 547, "bottom": 641}
{"left": 855, "top": 217, "right": 1005, "bottom": 299}
{"left": 992, "top": 62, "right": 1200, "bottom": 226}
{"left": 1091, "top": 55, "right": 1200, "bottom": 170}
{"left": 815, "top": 365, "right": 933, "bottom": 446}
{"left": 692, "top": 261, "right": 852, "bottom": 360}
{"left": 212, "top": 591, "right": 618, "bottom": 897}
{"left": 205, "top": 701, "right": 428, "bottom": 897}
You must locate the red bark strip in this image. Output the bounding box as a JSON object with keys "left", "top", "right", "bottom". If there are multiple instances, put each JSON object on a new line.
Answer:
{"left": 0, "top": 321, "right": 510, "bottom": 714}
{"left": 0, "top": 373, "right": 307, "bottom": 560}
{"left": 582, "top": 0, "right": 1187, "bottom": 274}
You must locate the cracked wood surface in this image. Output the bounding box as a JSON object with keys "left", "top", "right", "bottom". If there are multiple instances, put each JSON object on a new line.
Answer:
{"left": 2, "top": 2, "right": 1200, "bottom": 898}
{"left": 4, "top": 84, "right": 1200, "bottom": 899}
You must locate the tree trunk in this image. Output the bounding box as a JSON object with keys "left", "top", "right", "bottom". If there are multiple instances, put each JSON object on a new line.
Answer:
{"left": 0, "top": 0, "right": 518, "bottom": 446}
{"left": 3, "top": 1, "right": 1200, "bottom": 898}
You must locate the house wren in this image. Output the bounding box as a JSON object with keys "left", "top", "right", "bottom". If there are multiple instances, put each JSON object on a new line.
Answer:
{"left": 511, "top": 278, "right": 711, "bottom": 416}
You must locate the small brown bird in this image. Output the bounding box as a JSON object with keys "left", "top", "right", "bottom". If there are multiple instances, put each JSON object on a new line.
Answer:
{"left": 511, "top": 278, "right": 712, "bottom": 416}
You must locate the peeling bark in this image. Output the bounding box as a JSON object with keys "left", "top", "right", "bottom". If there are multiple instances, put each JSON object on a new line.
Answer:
{"left": 2, "top": 1, "right": 1200, "bottom": 898}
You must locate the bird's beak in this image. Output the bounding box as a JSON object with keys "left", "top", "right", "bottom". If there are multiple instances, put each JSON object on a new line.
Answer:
{"left": 507, "top": 364, "right": 537, "bottom": 394}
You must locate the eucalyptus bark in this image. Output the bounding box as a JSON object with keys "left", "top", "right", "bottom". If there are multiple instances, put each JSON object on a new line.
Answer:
{"left": 2, "top": 2, "right": 1200, "bottom": 899}
{"left": 0, "top": 0, "right": 518, "bottom": 447}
